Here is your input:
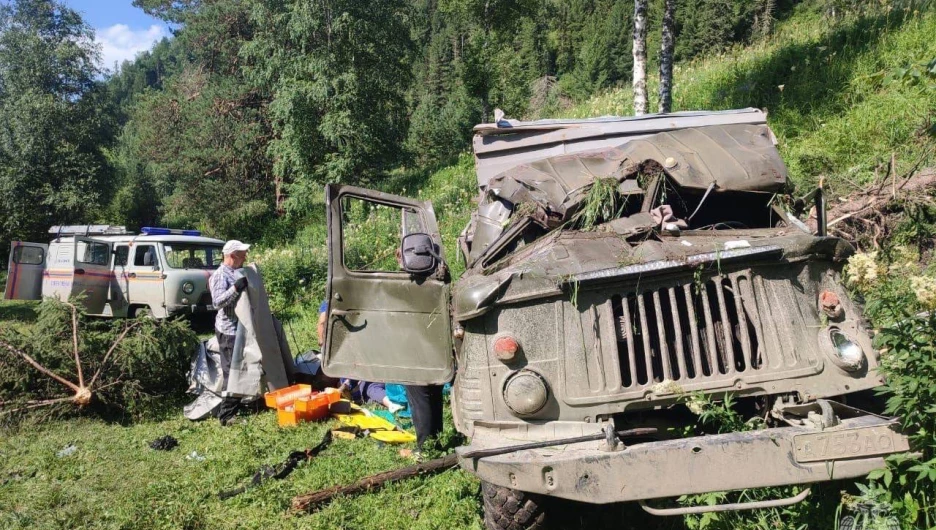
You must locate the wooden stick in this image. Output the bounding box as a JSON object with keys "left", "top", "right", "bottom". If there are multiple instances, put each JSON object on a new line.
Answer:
{"left": 0, "top": 396, "right": 72, "bottom": 416}
{"left": 62, "top": 302, "right": 84, "bottom": 389}
{"left": 291, "top": 454, "right": 458, "bottom": 512}
{"left": 890, "top": 152, "right": 897, "bottom": 199}
{"left": 0, "top": 338, "right": 80, "bottom": 393}
{"left": 89, "top": 322, "right": 139, "bottom": 388}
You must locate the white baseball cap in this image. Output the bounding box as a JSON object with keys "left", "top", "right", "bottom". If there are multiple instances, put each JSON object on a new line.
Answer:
{"left": 222, "top": 240, "right": 251, "bottom": 255}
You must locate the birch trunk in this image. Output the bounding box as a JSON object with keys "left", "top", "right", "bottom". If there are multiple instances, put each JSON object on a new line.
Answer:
{"left": 658, "top": 0, "right": 676, "bottom": 113}
{"left": 632, "top": 0, "right": 648, "bottom": 115}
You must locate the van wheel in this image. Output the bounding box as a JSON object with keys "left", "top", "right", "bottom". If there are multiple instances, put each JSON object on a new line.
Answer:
{"left": 129, "top": 306, "right": 152, "bottom": 319}
{"left": 481, "top": 481, "right": 547, "bottom": 530}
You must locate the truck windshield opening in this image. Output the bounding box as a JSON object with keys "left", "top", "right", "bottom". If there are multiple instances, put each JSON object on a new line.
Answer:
{"left": 163, "top": 244, "right": 223, "bottom": 269}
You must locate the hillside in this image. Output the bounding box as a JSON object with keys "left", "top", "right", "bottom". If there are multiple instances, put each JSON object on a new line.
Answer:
{"left": 265, "top": 2, "right": 936, "bottom": 326}
{"left": 563, "top": 2, "right": 936, "bottom": 193}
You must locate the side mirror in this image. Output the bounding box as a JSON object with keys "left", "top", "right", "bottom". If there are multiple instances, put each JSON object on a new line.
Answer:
{"left": 400, "top": 233, "right": 440, "bottom": 275}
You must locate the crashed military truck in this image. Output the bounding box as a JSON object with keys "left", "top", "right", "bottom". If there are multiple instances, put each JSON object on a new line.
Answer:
{"left": 319, "top": 109, "right": 911, "bottom": 527}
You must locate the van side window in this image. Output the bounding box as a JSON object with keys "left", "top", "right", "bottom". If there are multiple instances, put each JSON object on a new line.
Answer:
{"left": 77, "top": 241, "right": 110, "bottom": 266}
{"left": 134, "top": 245, "right": 157, "bottom": 267}
{"left": 12, "top": 245, "right": 44, "bottom": 265}
{"left": 114, "top": 246, "right": 129, "bottom": 266}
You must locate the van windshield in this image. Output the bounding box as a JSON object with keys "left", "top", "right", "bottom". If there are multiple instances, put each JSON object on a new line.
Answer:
{"left": 163, "top": 244, "right": 223, "bottom": 270}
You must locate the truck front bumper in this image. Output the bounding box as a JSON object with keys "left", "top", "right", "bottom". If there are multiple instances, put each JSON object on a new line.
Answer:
{"left": 457, "top": 414, "right": 910, "bottom": 504}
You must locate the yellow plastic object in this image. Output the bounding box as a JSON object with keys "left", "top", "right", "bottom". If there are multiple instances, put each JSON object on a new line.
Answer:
{"left": 369, "top": 430, "right": 417, "bottom": 443}
{"left": 332, "top": 412, "right": 416, "bottom": 444}
{"left": 333, "top": 413, "right": 396, "bottom": 431}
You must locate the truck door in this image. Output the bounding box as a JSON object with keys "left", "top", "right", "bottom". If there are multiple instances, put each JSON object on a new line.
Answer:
{"left": 72, "top": 237, "right": 114, "bottom": 314}
{"left": 322, "top": 184, "right": 454, "bottom": 385}
{"left": 3, "top": 241, "right": 48, "bottom": 300}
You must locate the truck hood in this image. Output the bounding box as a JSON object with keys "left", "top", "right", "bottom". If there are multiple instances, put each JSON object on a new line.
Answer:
{"left": 452, "top": 228, "right": 854, "bottom": 321}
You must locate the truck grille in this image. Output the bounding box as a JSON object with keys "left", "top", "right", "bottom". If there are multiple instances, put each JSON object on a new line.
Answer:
{"left": 611, "top": 269, "right": 816, "bottom": 388}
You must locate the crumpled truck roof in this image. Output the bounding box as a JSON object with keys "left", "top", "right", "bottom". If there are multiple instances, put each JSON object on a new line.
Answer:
{"left": 484, "top": 123, "right": 789, "bottom": 223}
{"left": 472, "top": 108, "right": 774, "bottom": 190}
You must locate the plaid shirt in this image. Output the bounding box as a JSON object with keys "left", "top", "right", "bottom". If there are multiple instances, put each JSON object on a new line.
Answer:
{"left": 209, "top": 264, "right": 243, "bottom": 336}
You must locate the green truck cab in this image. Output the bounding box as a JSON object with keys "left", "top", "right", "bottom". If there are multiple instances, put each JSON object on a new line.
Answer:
{"left": 320, "top": 109, "right": 910, "bottom": 529}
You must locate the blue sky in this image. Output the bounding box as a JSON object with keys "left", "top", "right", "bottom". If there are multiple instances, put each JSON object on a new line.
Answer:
{"left": 64, "top": 0, "right": 172, "bottom": 71}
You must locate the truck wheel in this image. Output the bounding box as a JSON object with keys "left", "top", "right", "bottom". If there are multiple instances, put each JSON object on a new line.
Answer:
{"left": 481, "top": 481, "right": 547, "bottom": 530}
{"left": 129, "top": 306, "right": 152, "bottom": 319}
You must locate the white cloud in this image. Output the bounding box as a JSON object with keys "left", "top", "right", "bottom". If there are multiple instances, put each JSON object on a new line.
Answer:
{"left": 96, "top": 24, "right": 168, "bottom": 71}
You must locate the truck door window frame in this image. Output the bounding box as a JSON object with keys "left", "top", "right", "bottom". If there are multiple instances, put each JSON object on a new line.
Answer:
{"left": 339, "top": 195, "right": 429, "bottom": 274}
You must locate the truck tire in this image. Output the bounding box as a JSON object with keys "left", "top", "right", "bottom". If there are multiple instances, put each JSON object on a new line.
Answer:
{"left": 481, "top": 481, "right": 547, "bottom": 530}
{"left": 129, "top": 305, "right": 152, "bottom": 319}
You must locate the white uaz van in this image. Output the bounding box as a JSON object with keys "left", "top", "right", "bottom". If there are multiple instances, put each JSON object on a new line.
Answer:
{"left": 4, "top": 225, "right": 224, "bottom": 318}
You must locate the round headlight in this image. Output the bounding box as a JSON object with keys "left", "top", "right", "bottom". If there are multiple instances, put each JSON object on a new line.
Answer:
{"left": 503, "top": 370, "right": 548, "bottom": 416}
{"left": 829, "top": 329, "right": 865, "bottom": 371}
{"left": 182, "top": 281, "right": 195, "bottom": 294}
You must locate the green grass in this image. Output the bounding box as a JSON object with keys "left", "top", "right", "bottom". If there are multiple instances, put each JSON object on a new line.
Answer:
{"left": 565, "top": 3, "right": 936, "bottom": 195}
{"left": 0, "top": 296, "right": 480, "bottom": 530}
{"left": 0, "top": 401, "right": 482, "bottom": 530}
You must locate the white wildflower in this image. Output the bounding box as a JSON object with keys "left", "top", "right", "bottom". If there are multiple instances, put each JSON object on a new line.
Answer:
{"left": 686, "top": 395, "right": 706, "bottom": 416}
{"left": 888, "top": 246, "right": 919, "bottom": 274}
{"left": 910, "top": 276, "right": 936, "bottom": 310}
{"left": 845, "top": 251, "right": 881, "bottom": 290}
{"left": 650, "top": 379, "right": 683, "bottom": 395}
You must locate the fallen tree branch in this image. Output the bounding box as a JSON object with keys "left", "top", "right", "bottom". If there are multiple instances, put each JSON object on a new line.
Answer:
{"left": 291, "top": 453, "right": 458, "bottom": 512}
{"left": 0, "top": 396, "right": 73, "bottom": 416}
{"left": 0, "top": 338, "right": 81, "bottom": 394}
{"left": 89, "top": 322, "right": 140, "bottom": 388}
{"left": 62, "top": 302, "right": 84, "bottom": 389}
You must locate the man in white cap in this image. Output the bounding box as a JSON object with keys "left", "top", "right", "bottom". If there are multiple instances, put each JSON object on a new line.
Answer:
{"left": 209, "top": 239, "right": 251, "bottom": 424}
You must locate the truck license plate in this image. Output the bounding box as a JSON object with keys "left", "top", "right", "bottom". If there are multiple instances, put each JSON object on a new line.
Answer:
{"left": 793, "top": 425, "right": 909, "bottom": 463}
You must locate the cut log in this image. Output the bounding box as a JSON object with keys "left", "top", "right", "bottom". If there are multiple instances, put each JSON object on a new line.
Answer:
{"left": 291, "top": 453, "right": 458, "bottom": 512}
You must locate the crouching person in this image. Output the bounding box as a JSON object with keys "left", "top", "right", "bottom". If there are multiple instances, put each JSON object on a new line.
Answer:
{"left": 209, "top": 239, "right": 251, "bottom": 425}
{"left": 339, "top": 378, "right": 404, "bottom": 414}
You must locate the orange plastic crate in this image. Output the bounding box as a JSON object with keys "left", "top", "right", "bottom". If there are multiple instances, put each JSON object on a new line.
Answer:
{"left": 277, "top": 406, "right": 303, "bottom": 427}
{"left": 264, "top": 384, "right": 312, "bottom": 409}
{"left": 295, "top": 394, "right": 330, "bottom": 421}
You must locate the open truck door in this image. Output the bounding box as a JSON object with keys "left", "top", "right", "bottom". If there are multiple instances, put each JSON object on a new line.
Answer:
{"left": 322, "top": 184, "right": 454, "bottom": 385}
{"left": 4, "top": 242, "right": 48, "bottom": 300}
{"left": 71, "top": 237, "right": 114, "bottom": 314}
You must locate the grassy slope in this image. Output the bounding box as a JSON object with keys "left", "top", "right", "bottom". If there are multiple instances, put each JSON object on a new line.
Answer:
{"left": 566, "top": 3, "right": 936, "bottom": 194}
{"left": 3, "top": 5, "right": 936, "bottom": 530}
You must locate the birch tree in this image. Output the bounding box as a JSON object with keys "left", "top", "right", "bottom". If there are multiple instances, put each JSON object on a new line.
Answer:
{"left": 632, "top": 0, "right": 648, "bottom": 115}
{"left": 658, "top": 0, "right": 676, "bottom": 113}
